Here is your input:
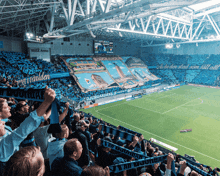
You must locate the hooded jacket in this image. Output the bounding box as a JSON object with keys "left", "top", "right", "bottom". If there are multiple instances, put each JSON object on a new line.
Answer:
{"left": 48, "top": 138, "right": 67, "bottom": 167}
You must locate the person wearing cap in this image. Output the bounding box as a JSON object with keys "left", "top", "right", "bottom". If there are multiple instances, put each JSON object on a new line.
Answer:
{"left": 69, "top": 119, "right": 90, "bottom": 168}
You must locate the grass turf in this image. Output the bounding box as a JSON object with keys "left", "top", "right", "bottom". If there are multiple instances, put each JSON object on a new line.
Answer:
{"left": 81, "top": 85, "right": 220, "bottom": 168}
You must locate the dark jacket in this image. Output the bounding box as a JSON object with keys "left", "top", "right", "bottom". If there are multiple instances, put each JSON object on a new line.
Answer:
{"left": 69, "top": 129, "right": 90, "bottom": 167}
{"left": 51, "top": 156, "right": 82, "bottom": 176}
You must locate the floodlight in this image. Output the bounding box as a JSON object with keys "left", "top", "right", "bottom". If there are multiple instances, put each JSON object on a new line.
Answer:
{"left": 26, "top": 32, "right": 34, "bottom": 39}
{"left": 165, "top": 43, "right": 173, "bottom": 49}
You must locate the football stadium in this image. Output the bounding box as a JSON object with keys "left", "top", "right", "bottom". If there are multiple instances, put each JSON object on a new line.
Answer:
{"left": 1, "top": 0, "right": 220, "bottom": 176}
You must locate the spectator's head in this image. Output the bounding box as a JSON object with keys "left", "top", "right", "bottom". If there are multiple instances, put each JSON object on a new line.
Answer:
{"left": 80, "top": 113, "right": 84, "bottom": 120}
{"left": 81, "top": 166, "right": 107, "bottom": 176}
{"left": 3, "top": 146, "right": 45, "bottom": 176}
{"left": 102, "top": 136, "right": 112, "bottom": 152}
{"left": 64, "top": 138, "right": 83, "bottom": 161}
{"left": 148, "top": 147, "right": 154, "bottom": 157}
{"left": 73, "top": 113, "right": 80, "bottom": 122}
{"left": 55, "top": 124, "right": 69, "bottom": 139}
{"left": 15, "top": 101, "right": 29, "bottom": 114}
{"left": 139, "top": 172, "right": 152, "bottom": 176}
{"left": 189, "top": 171, "right": 199, "bottom": 176}
{"left": 0, "top": 98, "right": 11, "bottom": 119}
{"left": 113, "top": 157, "right": 127, "bottom": 176}
{"left": 76, "top": 120, "right": 87, "bottom": 131}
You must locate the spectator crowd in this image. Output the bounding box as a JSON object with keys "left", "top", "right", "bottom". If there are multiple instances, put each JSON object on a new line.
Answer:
{"left": 0, "top": 52, "right": 219, "bottom": 176}
{"left": 0, "top": 85, "right": 219, "bottom": 176}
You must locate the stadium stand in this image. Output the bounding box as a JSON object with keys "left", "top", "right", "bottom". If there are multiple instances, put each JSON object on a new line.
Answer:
{"left": 0, "top": 51, "right": 219, "bottom": 176}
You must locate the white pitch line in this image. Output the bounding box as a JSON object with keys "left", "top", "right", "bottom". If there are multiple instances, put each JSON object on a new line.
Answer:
{"left": 124, "top": 103, "right": 162, "bottom": 114}
{"left": 162, "top": 97, "right": 201, "bottom": 114}
{"left": 148, "top": 93, "right": 176, "bottom": 101}
{"left": 97, "top": 102, "right": 126, "bottom": 111}
{"left": 95, "top": 110, "right": 220, "bottom": 163}
{"left": 184, "top": 98, "right": 204, "bottom": 107}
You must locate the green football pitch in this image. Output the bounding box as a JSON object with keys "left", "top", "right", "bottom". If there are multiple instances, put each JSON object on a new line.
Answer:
{"left": 81, "top": 85, "right": 220, "bottom": 168}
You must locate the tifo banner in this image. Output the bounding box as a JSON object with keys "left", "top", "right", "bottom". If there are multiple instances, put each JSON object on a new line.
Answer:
{"left": 0, "top": 87, "right": 44, "bottom": 101}
{"left": 109, "top": 155, "right": 168, "bottom": 173}
{"left": 17, "top": 72, "right": 70, "bottom": 85}
{"left": 101, "top": 140, "right": 147, "bottom": 159}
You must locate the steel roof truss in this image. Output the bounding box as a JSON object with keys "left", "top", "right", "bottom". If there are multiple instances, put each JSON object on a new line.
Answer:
{"left": 69, "top": 0, "right": 77, "bottom": 25}
{"left": 60, "top": 0, "right": 69, "bottom": 24}
{"left": 206, "top": 14, "right": 220, "bottom": 36}
{"left": 191, "top": 14, "right": 206, "bottom": 40}
{"left": 180, "top": 24, "right": 185, "bottom": 38}
{"left": 49, "top": 2, "right": 56, "bottom": 32}
{"left": 77, "top": 0, "right": 85, "bottom": 16}
{"left": 161, "top": 18, "right": 165, "bottom": 35}
{"left": 165, "top": 20, "right": 171, "bottom": 35}
{"left": 155, "top": 17, "right": 162, "bottom": 34}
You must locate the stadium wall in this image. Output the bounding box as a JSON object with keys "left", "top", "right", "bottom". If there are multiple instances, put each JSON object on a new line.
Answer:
{"left": 141, "top": 41, "right": 220, "bottom": 55}
{"left": 0, "top": 35, "right": 26, "bottom": 53}
{"left": 27, "top": 43, "right": 51, "bottom": 62}
{"left": 49, "top": 36, "right": 140, "bottom": 56}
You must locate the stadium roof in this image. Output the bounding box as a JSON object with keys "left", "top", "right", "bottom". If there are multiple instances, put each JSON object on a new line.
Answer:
{"left": 1, "top": 0, "right": 220, "bottom": 45}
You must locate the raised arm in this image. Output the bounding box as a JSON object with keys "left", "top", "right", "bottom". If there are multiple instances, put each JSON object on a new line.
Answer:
{"left": 58, "top": 102, "right": 69, "bottom": 123}
{"left": 0, "top": 86, "right": 56, "bottom": 162}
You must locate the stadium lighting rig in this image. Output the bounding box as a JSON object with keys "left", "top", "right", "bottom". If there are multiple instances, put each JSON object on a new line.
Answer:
{"left": 26, "top": 32, "right": 34, "bottom": 39}
{"left": 165, "top": 43, "right": 173, "bottom": 49}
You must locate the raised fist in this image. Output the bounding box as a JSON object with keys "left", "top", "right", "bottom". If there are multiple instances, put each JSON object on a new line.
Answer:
{"left": 44, "top": 86, "right": 56, "bottom": 104}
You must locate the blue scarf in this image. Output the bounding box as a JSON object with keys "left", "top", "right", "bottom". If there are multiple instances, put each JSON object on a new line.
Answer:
{"left": 109, "top": 155, "right": 168, "bottom": 173}
{"left": 101, "top": 139, "right": 147, "bottom": 159}
{"left": 47, "top": 98, "right": 61, "bottom": 133}
{"left": 118, "top": 125, "right": 142, "bottom": 137}
{"left": 101, "top": 125, "right": 134, "bottom": 141}
{"left": 186, "top": 163, "right": 212, "bottom": 176}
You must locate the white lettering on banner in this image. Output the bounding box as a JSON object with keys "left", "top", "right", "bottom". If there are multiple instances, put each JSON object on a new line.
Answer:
{"left": 200, "top": 64, "right": 211, "bottom": 70}
{"left": 189, "top": 66, "right": 200, "bottom": 69}
{"left": 17, "top": 72, "right": 50, "bottom": 85}
{"left": 209, "top": 64, "right": 220, "bottom": 70}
